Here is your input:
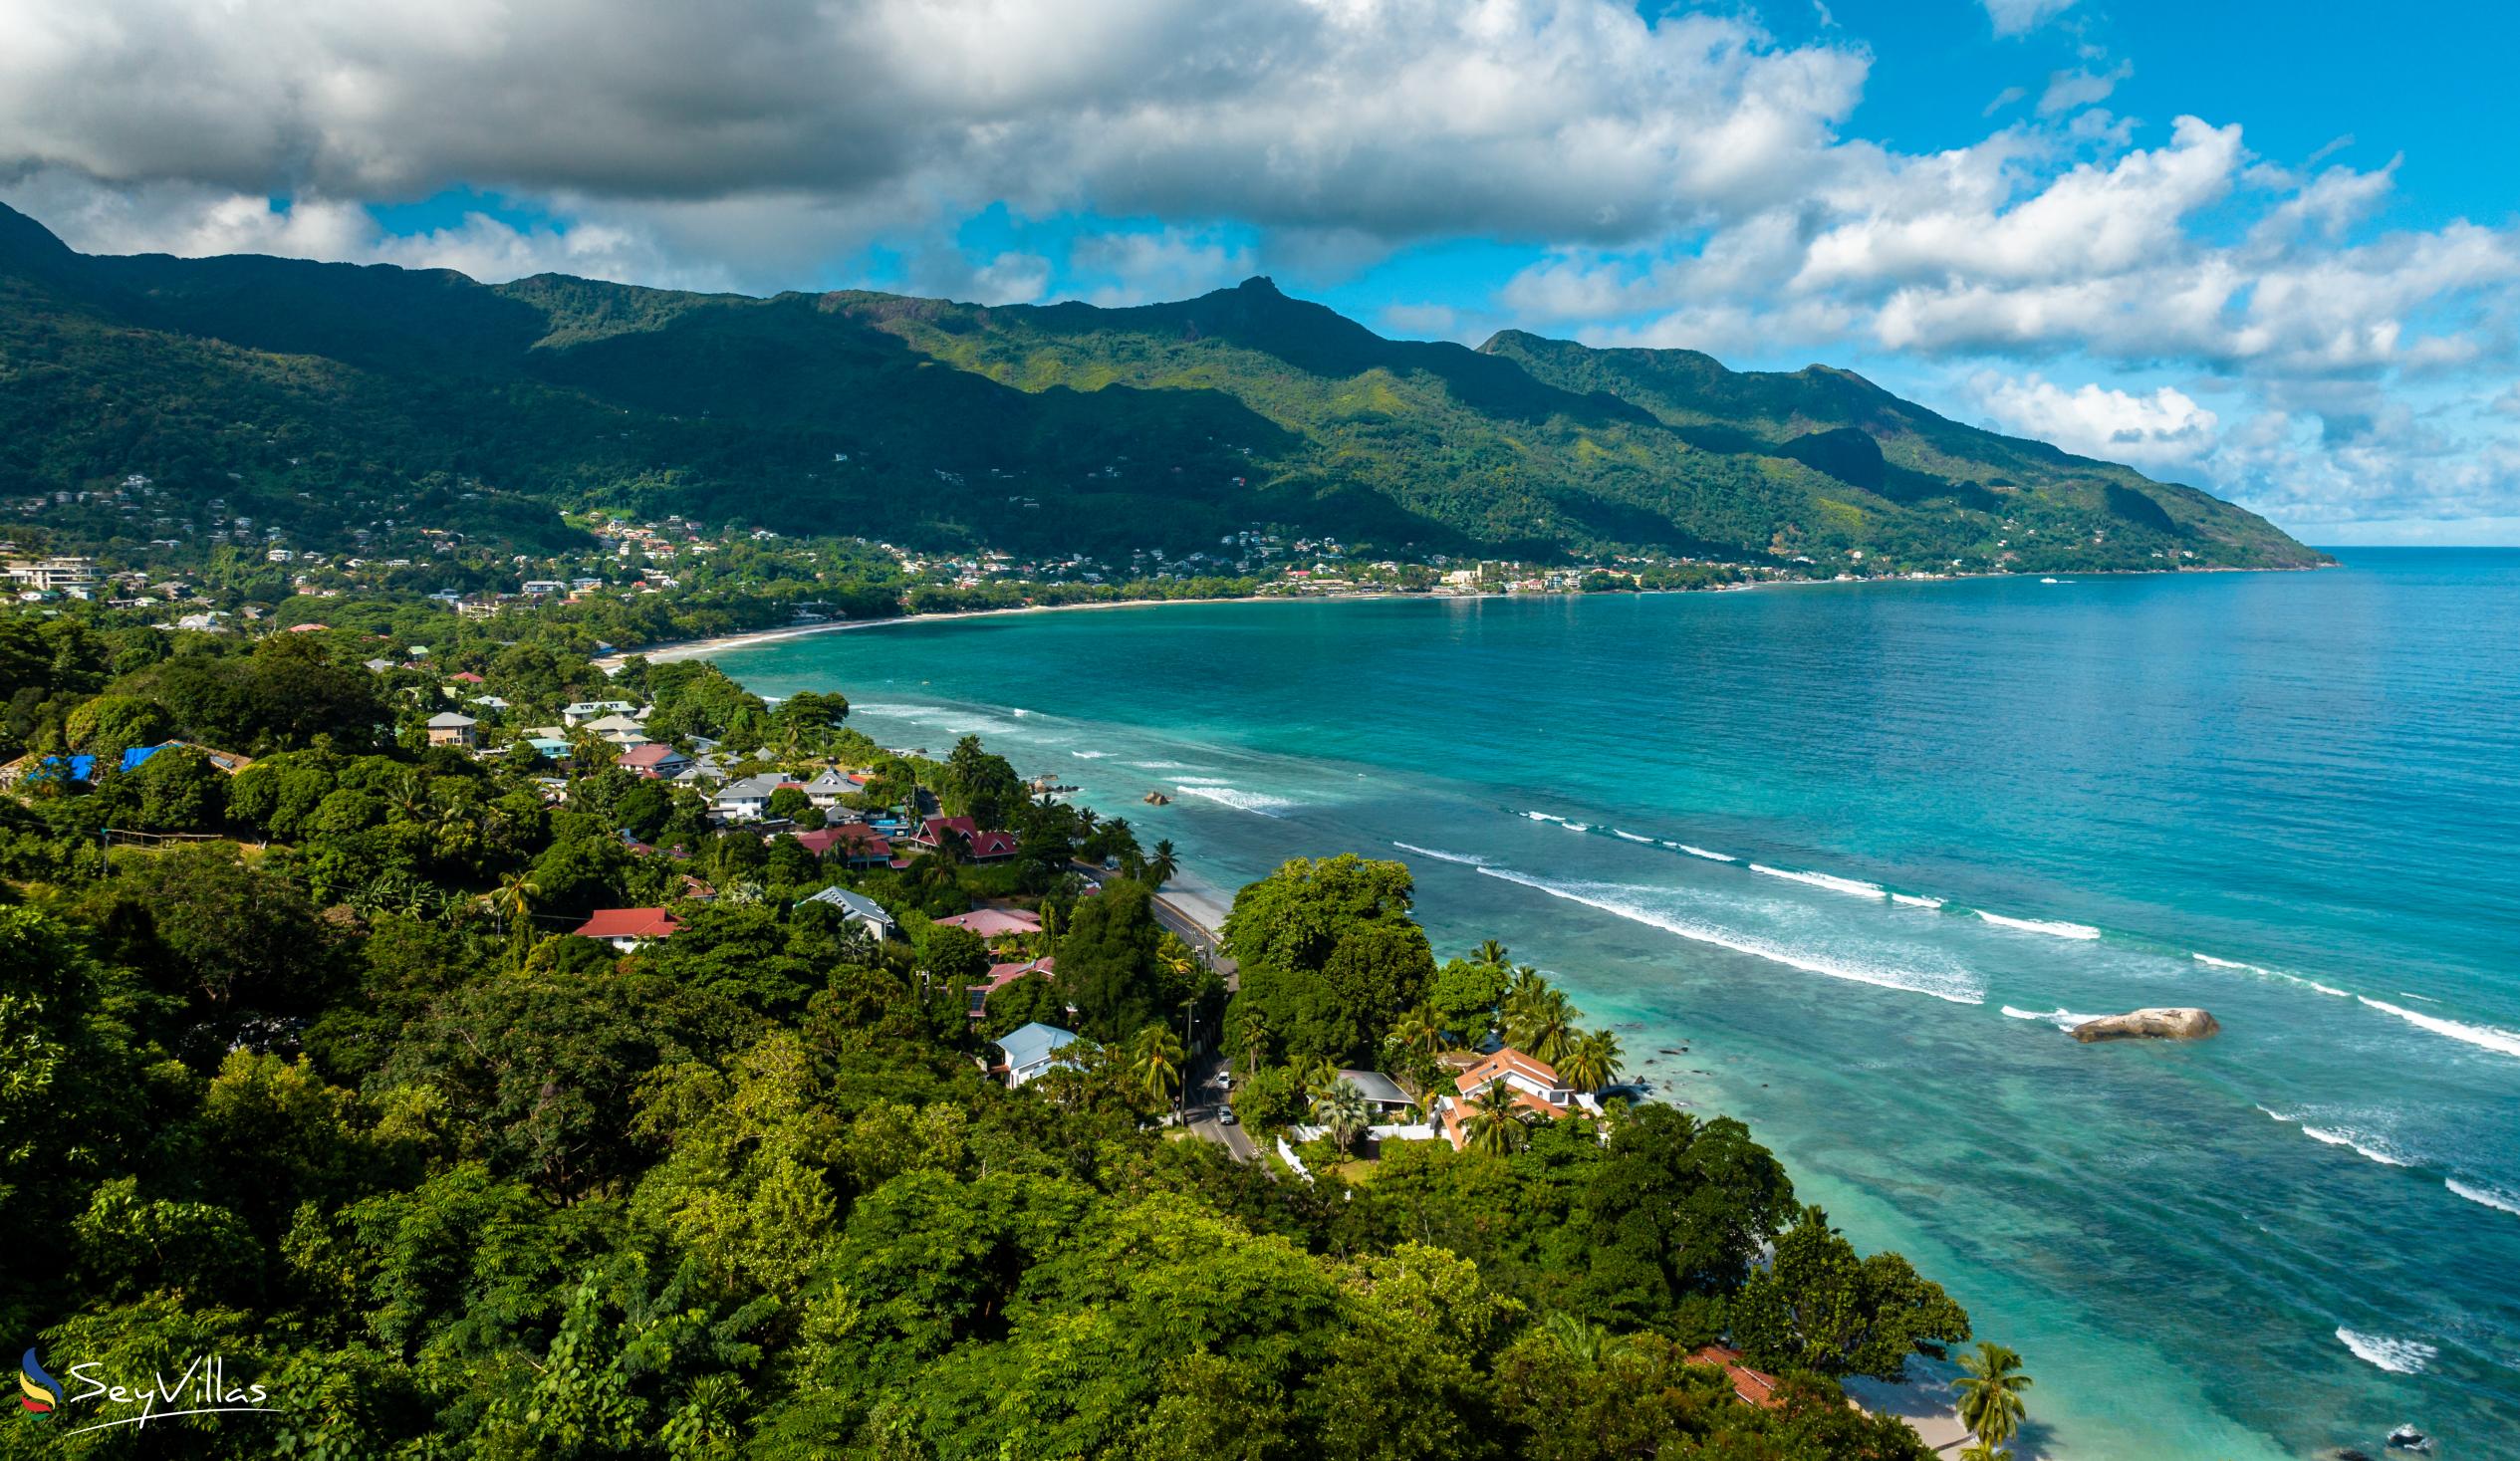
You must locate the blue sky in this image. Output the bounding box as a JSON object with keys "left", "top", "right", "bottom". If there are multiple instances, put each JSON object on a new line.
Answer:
{"left": 3, "top": 0, "right": 2514, "bottom": 542}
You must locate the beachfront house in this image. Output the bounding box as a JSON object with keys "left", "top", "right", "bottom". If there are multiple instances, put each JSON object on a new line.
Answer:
{"left": 910, "top": 815, "right": 1019, "bottom": 861}
{"left": 711, "top": 773, "right": 797, "bottom": 822}
{"left": 618, "top": 742, "right": 694, "bottom": 780}
{"left": 424, "top": 711, "right": 479, "bottom": 749}
{"left": 997, "top": 1022, "right": 1081, "bottom": 1088}
{"left": 802, "top": 884, "right": 897, "bottom": 940}
{"left": 1432, "top": 1047, "right": 1583, "bottom": 1150}
{"left": 571, "top": 906, "right": 683, "bottom": 952}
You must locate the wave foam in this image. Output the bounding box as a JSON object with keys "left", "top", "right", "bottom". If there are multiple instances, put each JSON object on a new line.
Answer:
{"left": 1890, "top": 892, "right": 1945, "bottom": 909}
{"left": 1070, "top": 750, "right": 1110, "bottom": 759}
{"left": 2191, "top": 952, "right": 2350, "bottom": 998}
{"left": 2336, "top": 1329, "right": 2435, "bottom": 1374}
{"left": 1171, "top": 784, "right": 1293, "bottom": 818}
{"left": 1613, "top": 829, "right": 1656, "bottom": 845}
{"left": 1750, "top": 863, "right": 1885, "bottom": 898}
{"left": 2448, "top": 1178, "right": 2520, "bottom": 1218}
{"left": 2300, "top": 1125, "right": 2416, "bottom": 1169}
{"left": 1391, "top": 841, "right": 1487, "bottom": 867}
{"left": 1977, "top": 909, "right": 2102, "bottom": 940}
{"left": 1130, "top": 759, "right": 1194, "bottom": 770}
{"left": 1668, "top": 843, "right": 1738, "bottom": 862}
{"left": 1476, "top": 867, "right": 1982, "bottom": 1006}
{"left": 2358, "top": 996, "right": 2520, "bottom": 1060}
{"left": 2001, "top": 1005, "right": 2099, "bottom": 1030}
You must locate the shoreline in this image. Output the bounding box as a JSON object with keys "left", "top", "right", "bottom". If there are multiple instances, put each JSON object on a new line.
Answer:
{"left": 597, "top": 561, "right": 2329, "bottom": 672}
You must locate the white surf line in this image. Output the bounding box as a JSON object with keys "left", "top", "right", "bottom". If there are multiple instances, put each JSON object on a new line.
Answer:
{"left": 1476, "top": 865, "right": 1984, "bottom": 1006}
{"left": 2357, "top": 995, "right": 2520, "bottom": 1060}
{"left": 1749, "top": 862, "right": 1886, "bottom": 899}
{"left": 1975, "top": 909, "right": 2102, "bottom": 940}
{"left": 1390, "top": 841, "right": 1486, "bottom": 866}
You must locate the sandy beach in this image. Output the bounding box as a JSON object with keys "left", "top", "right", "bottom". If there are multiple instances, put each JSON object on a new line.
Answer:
{"left": 594, "top": 593, "right": 1323, "bottom": 671}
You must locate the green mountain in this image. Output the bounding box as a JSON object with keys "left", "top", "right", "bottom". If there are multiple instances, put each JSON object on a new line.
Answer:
{"left": 0, "top": 202, "right": 2322, "bottom": 572}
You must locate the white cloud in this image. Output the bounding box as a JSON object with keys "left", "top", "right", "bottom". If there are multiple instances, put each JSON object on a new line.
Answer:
{"left": 1968, "top": 371, "right": 2219, "bottom": 468}
{"left": 1982, "top": 0, "right": 2079, "bottom": 37}
{"left": 2038, "top": 60, "right": 2131, "bottom": 118}
{"left": 1071, "top": 227, "right": 1255, "bottom": 306}
{"left": 0, "top": 0, "right": 1874, "bottom": 268}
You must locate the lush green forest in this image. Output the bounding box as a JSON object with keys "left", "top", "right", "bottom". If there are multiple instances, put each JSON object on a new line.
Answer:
{"left": 0, "top": 609, "right": 2014, "bottom": 1459}
{"left": 0, "top": 201, "right": 2321, "bottom": 574}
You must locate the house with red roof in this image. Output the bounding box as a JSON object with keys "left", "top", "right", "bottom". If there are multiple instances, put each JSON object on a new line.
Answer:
{"left": 1432, "top": 1047, "right": 1581, "bottom": 1149}
{"left": 571, "top": 906, "right": 683, "bottom": 952}
{"left": 909, "top": 815, "right": 1019, "bottom": 861}
{"left": 970, "top": 955, "right": 1055, "bottom": 1019}
{"left": 935, "top": 907, "right": 1043, "bottom": 939}
{"left": 1685, "top": 1345, "right": 1783, "bottom": 1410}
{"left": 618, "top": 742, "right": 694, "bottom": 780}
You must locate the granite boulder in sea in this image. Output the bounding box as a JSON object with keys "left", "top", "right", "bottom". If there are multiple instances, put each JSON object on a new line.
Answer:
{"left": 2073, "top": 1008, "right": 2222, "bottom": 1043}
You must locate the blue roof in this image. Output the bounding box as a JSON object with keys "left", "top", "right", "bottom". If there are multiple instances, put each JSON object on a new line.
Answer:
{"left": 21, "top": 743, "right": 174, "bottom": 782}
{"left": 997, "top": 1022, "right": 1080, "bottom": 1071}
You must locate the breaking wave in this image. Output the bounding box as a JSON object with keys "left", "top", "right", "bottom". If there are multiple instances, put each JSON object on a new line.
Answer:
{"left": 1750, "top": 863, "right": 1885, "bottom": 899}
{"left": 1890, "top": 892, "right": 1945, "bottom": 909}
{"left": 1070, "top": 750, "right": 1111, "bottom": 759}
{"left": 2262, "top": 1107, "right": 2418, "bottom": 1170}
{"left": 1391, "top": 841, "right": 1487, "bottom": 867}
{"left": 2336, "top": 1329, "right": 2435, "bottom": 1374}
{"left": 2191, "top": 952, "right": 2350, "bottom": 998}
{"left": 1475, "top": 866, "right": 1983, "bottom": 1006}
{"left": 1668, "top": 843, "right": 1737, "bottom": 862}
{"left": 1613, "top": 829, "right": 1656, "bottom": 845}
{"left": 2357, "top": 996, "right": 2520, "bottom": 1060}
{"left": 1171, "top": 783, "right": 1294, "bottom": 818}
{"left": 2001, "top": 1006, "right": 2098, "bottom": 1030}
{"left": 2447, "top": 1178, "right": 2520, "bottom": 1218}
{"left": 1976, "top": 910, "right": 2102, "bottom": 940}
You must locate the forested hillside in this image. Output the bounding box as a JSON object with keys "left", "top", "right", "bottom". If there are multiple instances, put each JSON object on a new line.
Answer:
{"left": 0, "top": 202, "right": 2322, "bottom": 573}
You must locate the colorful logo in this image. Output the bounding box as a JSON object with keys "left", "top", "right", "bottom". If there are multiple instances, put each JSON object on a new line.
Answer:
{"left": 18, "top": 1349, "right": 61, "bottom": 1416}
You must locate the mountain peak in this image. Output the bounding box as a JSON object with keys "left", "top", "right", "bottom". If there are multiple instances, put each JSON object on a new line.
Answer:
{"left": 0, "top": 200, "right": 79, "bottom": 277}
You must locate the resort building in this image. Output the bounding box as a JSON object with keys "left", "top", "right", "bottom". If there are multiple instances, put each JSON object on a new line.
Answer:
{"left": 571, "top": 906, "right": 683, "bottom": 952}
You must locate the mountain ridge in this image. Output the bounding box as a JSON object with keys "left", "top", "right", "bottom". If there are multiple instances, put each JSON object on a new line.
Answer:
{"left": 0, "top": 203, "right": 2323, "bottom": 573}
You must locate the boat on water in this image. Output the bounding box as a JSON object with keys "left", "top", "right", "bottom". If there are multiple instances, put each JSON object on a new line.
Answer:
{"left": 2387, "top": 1423, "right": 2434, "bottom": 1453}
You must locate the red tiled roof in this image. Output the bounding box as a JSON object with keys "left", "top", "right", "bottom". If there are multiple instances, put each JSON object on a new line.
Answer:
{"left": 571, "top": 907, "right": 682, "bottom": 941}
{"left": 936, "top": 907, "right": 1042, "bottom": 938}
{"left": 967, "top": 829, "right": 1019, "bottom": 859}
{"left": 1455, "top": 1047, "right": 1565, "bottom": 1096}
{"left": 618, "top": 742, "right": 686, "bottom": 770}
{"left": 1686, "top": 1345, "right": 1782, "bottom": 1409}
{"left": 919, "top": 815, "right": 980, "bottom": 843}
{"left": 819, "top": 823, "right": 893, "bottom": 859}
{"left": 451, "top": 670, "right": 485, "bottom": 682}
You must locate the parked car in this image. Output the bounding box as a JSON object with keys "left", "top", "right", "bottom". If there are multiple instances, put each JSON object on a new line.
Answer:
{"left": 1217, "top": 1106, "right": 1238, "bottom": 1125}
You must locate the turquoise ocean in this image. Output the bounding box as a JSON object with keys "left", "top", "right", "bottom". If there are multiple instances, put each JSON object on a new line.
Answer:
{"left": 707, "top": 548, "right": 2520, "bottom": 1459}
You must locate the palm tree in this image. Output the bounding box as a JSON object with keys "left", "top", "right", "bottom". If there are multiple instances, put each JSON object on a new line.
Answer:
{"left": 1131, "top": 1024, "right": 1187, "bottom": 1113}
{"left": 492, "top": 869, "right": 542, "bottom": 960}
{"left": 1504, "top": 983, "right": 1575, "bottom": 1065}
{"left": 1465, "top": 1083, "right": 1524, "bottom": 1155}
{"left": 1299, "top": 1056, "right": 1344, "bottom": 1108}
{"left": 1541, "top": 1312, "right": 1612, "bottom": 1368}
{"left": 1953, "top": 1342, "right": 2033, "bottom": 1452}
{"left": 1558, "top": 1028, "right": 1624, "bottom": 1095}
{"left": 1957, "top": 1446, "right": 2003, "bottom": 1461}
{"left": 1144, "top": 839, "right": 1179, "bottom": 889}
{"left": 1389, "top": 1002, "right": 1446, "bottom": 1059}
{"left": 1312, "top": 1079, "right": 1371, "bottom": 1155}
{"left": 1473, "top": 938, "right": 1510, "bottom": 969}
{"left": 1228, "top": 1007, "right": 1269, "bottom": 1075}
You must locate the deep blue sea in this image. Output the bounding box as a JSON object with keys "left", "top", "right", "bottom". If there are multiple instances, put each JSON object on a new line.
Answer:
{"left": 709, "top": 549, "right": 2520, "bottom": 1459}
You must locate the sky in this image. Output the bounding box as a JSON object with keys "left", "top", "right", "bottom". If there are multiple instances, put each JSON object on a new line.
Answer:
{"left": 2, "top": 1, "right": 2514, "bottom": 544}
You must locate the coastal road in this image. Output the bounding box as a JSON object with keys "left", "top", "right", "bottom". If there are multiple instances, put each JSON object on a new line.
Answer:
{"left": 1150, "top": 893, "right": 1238, "bottom": 987}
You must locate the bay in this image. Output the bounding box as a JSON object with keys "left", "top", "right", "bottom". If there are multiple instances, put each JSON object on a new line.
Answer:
{"left": 706, "top": 548, "right": 2520, "bottom": 1459}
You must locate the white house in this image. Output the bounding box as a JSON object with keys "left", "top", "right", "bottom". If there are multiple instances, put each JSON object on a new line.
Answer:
{"left": 711, "top": 773, "right": 797, "bottom": 822}
{"left": 562, "top": 700, "right": 638, "bottom": 727}
{"left": 997, "top": 1022, "right": 1082, "bottom": 1088}
{"left": 801, "top": 884, "right": 897, "bottom": 940}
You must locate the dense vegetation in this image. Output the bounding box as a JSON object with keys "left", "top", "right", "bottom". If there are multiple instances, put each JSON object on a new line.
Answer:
{"left": 0, "top": 201, "right": 2320, "bottom": 574}
{"left": 0, "top": 609, "right": 2002, "bottom": 1459}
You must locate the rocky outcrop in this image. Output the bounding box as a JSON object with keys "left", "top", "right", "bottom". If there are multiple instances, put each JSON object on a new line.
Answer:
{"left": 2072, "top": 1008, "right": 2220, "bottom": 1043}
